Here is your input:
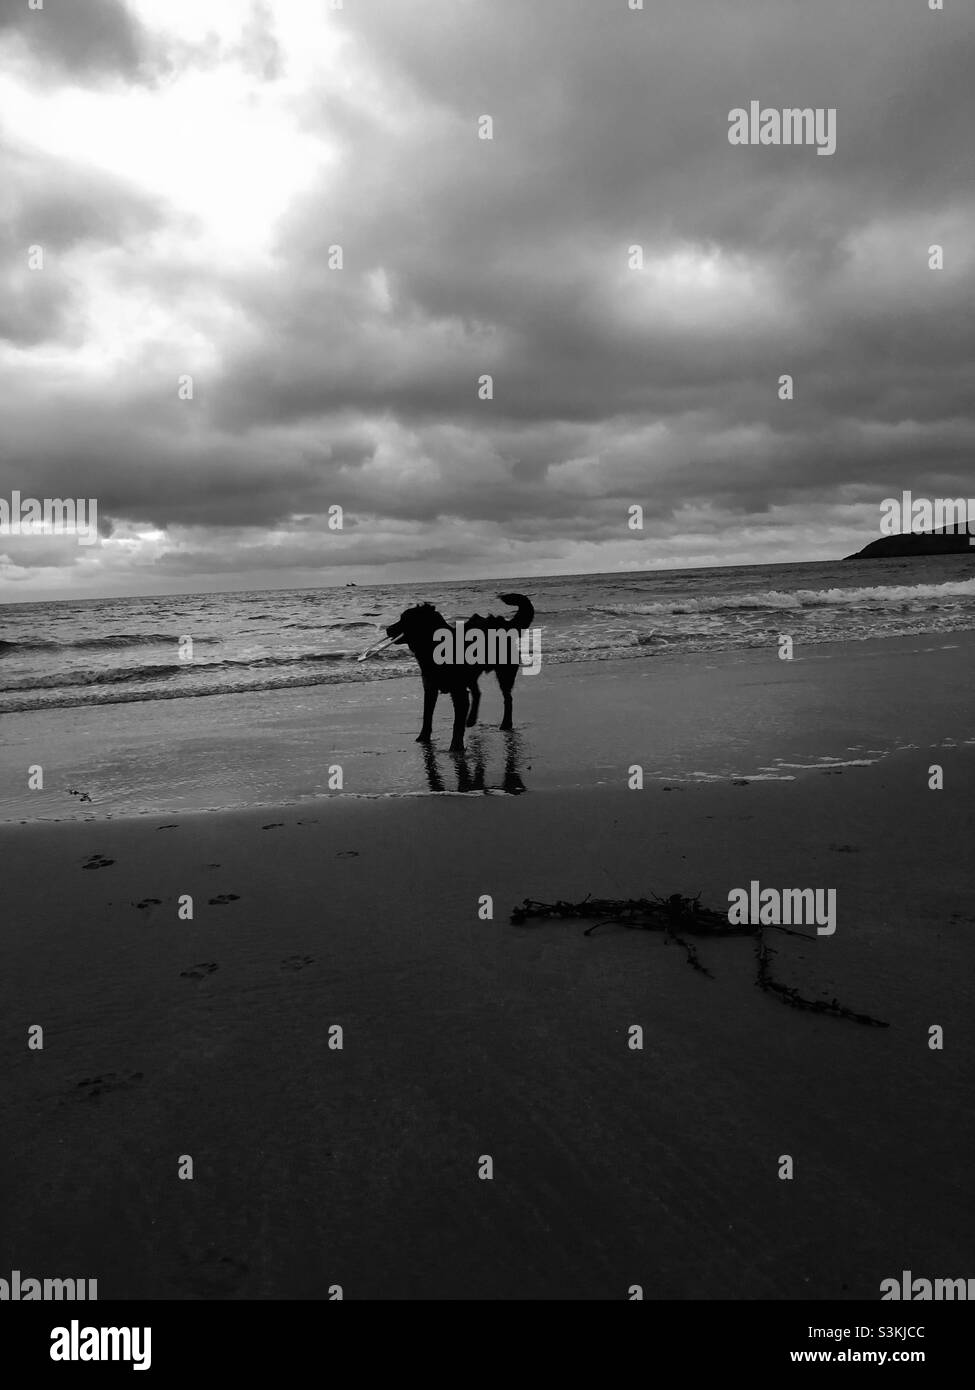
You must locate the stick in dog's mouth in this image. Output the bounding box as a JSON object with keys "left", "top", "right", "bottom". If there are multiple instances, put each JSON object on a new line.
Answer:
{"left": 357, "top": 633, "right": 398, "bottom": 662}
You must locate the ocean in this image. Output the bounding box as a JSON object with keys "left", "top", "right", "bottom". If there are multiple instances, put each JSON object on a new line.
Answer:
{"left": 2, "top": 555, "right": 975, "bottom": 716}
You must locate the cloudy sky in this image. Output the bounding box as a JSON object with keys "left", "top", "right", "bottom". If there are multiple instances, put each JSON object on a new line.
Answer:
{"left": 1, "top": 0, "right": 973, "bottom": 600}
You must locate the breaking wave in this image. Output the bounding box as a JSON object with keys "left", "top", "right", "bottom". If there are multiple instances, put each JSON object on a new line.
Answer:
{"left": 0, "top": 633, "right": 221, "bottom": 654}
{"left": 595, "top": 578, "right": 975, "bottom": 617}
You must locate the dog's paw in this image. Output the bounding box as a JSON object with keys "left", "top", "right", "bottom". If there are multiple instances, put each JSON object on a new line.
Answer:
{"left": 416, "top": 733, "right": 432, "bottom": 744}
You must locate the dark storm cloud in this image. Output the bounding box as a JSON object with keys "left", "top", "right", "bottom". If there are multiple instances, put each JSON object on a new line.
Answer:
{"left": 3, "top": 144, "right": 165, "bottom": 251}
{"left": 0, "top": 141, "right": 169, "bottom": 346}
{"left": 0, "top": 0, "right": 151, "bottom": 83}
{"left": 2, "top": 0, "right": 975, "bottom": 592}
{"left": 211, "top": 0, "right": 975, "bottom": 452}
{"left": 0, "top": 379, "right": 379, "bottom": 529}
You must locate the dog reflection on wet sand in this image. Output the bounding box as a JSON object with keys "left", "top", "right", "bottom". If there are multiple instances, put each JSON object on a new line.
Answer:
{"left": 420, "top": 730, "right": 527, "bottom": 795}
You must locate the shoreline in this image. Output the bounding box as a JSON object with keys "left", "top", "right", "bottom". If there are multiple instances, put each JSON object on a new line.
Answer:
{"left": 1, "top": 629, "right": 973, "bottom": 823}
{"left": 0, "top": 735, "right": 970, "bottom": 827}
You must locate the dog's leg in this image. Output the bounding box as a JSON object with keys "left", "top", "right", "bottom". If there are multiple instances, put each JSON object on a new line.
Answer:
{"left": 417, "top": 678, "right": 438, "bottom": 743}
{"left": 496, "top": 667, "right": 517, "bottom": 730}
{"left": 466, "top": 676, "right": 481, "bottom": 727}
{"left": 448, "top": 688, "right": 469, "bottom": 752}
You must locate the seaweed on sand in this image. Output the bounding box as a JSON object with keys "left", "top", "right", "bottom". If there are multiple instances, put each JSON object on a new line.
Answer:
{"left": 510, "top": 893, "right": 889, "bottom": 1028}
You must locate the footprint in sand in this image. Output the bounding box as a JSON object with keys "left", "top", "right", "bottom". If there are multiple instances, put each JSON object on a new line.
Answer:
{"left": 180, "top": 962, "right": 219, "bottom": 979}
{"left": 157, "top": 824, "right": 179, "bottom": 831}
{"left": 205, "top": 863, "right": 221, "bottom": 869}
{"left": 208, "top": 893, "right": 240, "bottom": 906}
{"left": 297, "top": 818, "right": 319, "bottom": 825}
{"left": 82, "top": 854, "right": 114, "bottom": 870}
{"left": 829, "top": 843, "right": 860, "bottom": 853}
{"left": 336, "top": 850, "right": 359, "bottom": 859}
{"left": 74, "top": 1071, "right": 144, "bottom": 1102}
{"left": 177, "top": 1250, "right": 249, "bottom": 1297}
{"left": 262, "top": 823, "right": 284, "bottom": 830}
{"left": 280, "top": 954, "right": 315, "bottom": 972}
{"left": 133, "top": 897, "right": 163, "bottom": 912}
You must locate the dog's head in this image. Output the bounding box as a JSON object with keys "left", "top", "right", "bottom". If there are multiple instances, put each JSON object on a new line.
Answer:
{"left": 385, "top": 602, "right": 447, "bottom": 649}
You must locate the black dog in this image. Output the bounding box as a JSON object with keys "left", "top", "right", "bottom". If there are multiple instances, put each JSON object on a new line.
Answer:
{"left": 385, "top": 593, "right": 534, "bottom": 751}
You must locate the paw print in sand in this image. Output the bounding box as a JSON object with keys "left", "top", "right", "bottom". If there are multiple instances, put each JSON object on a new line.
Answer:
{"left": 74, "top": 1071, "right": 144, "bottom": 1102}
{"left": 280, "top": 954, "right": 315, "bottom": 972}
{"left": 82, "top": 854, "right": 114, "bottom": 870}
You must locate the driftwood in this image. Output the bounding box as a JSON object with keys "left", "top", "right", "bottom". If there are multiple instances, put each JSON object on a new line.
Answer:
{"left": 510, "top": 893, "right": 889, "bottom": 1028}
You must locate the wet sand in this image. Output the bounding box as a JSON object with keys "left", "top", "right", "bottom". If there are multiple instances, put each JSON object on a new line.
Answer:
{"left": 1, "top": 629, "right": 973, "bottom": 820}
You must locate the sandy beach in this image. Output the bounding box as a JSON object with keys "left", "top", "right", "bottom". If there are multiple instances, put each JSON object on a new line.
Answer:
{"left": 3, "top": 636, "right": 973, "bottom": 1300}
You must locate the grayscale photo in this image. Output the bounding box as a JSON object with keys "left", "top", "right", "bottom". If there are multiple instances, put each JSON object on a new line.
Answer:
{"left": 1, "top": 0, "right": 972, "bottom": 1361}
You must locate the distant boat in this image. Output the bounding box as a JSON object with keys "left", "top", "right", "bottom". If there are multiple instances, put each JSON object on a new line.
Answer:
{"left": 345, "top": 581, "right": 357, "bottom": 586}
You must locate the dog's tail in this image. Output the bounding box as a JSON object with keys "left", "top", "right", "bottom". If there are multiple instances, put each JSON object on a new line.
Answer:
{"left": 497, "top": 593, "right": 534, "bottom": 628}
